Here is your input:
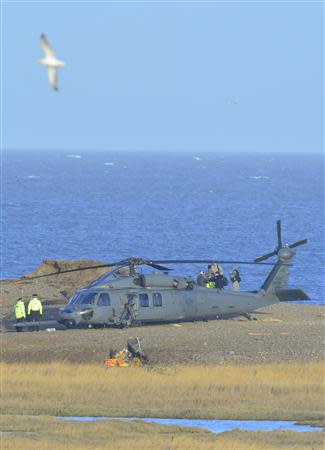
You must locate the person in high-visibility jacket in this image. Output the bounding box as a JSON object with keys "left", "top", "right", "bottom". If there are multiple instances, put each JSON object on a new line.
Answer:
{"left": 14, "top": 298, "right": 26, "bottom": 332}
{"left": 28, "top": 294, "right": 43, "bottom": 331}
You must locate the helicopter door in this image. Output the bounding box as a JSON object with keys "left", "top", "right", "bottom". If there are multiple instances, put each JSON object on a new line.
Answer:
{"left": 95, "top": 293, "right": 112, "bottom": 323}
{"left": 134, "top": 293, "right": 153, "bottom": 322}
{"left": 151, "top": 292, "right": 166, "bottom": 319}
{"left": 118, "top": 293, "right": 138, "bottom": 327}
{"left": 134, "top": 292, "right": 166, "bottom": 322}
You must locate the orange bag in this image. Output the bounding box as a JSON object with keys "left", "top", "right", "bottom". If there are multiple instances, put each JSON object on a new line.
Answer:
{"left": 104, "top": 358, "right": 118, "bottom": 367}
{"left": 104, "top": 358, "right": 129, "bottom": 367}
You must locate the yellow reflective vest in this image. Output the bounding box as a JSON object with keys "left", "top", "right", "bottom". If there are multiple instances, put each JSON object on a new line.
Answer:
{"left": 14, "top": 300, "right": 26, "bottom": 319}
{"left": 206, "top": 281, "right": 215, "bottom": 288}
{"left": 28, "top": 297, "right": 43, "bottom": 315}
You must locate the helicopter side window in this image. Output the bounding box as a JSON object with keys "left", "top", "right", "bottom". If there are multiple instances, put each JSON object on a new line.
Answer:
{"left": 97, "top": 293, "right": 111, "bottom": 306}
{"left": 139, "top": 293, "right": 149, "bottom": 307}
{"left": 153, "top": 293, "right": 162, "bottom": 307}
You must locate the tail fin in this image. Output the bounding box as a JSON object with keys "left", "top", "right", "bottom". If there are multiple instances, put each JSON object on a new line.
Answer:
{"left": 260, "top": 249, "right": 309, "bottom": 301}
{"left": 261, "top": 260, "right": 290, "bottom": 293}
{"left": 257, "top": 220, "right": 309, "bottom": 301}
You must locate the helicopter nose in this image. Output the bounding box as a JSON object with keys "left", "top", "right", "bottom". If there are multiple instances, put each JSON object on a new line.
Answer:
{"left": 59, "top": 306, "right": 78, "bottom": 320}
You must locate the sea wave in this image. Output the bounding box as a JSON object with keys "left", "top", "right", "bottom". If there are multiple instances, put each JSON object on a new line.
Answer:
{"left": 249, "top": 175, "right": 269, "bottom": 180}
{"left": 66, "top": 154, "right": 82, "bottom": 159}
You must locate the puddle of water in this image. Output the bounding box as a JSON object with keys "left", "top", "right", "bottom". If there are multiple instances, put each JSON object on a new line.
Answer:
{"left": 56, "top": 417, "right": 324, "bottom": 433}
{"left": 0, "top": 432, "right": 37, "bottom": 436}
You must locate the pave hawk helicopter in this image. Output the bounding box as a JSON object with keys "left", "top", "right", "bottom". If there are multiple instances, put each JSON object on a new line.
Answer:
{"left": 19, "top": 220, "right": 309, "bottom": 329}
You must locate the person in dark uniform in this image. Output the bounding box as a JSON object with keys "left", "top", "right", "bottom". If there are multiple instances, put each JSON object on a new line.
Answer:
{"left": 230, "top": 266, "right": 241, "bottom": 291}
{"left": 211, "top": 262, "right": 228, "bottom": 289}
{"left": 197, "top": 271, "right": 207, "bottom": 286}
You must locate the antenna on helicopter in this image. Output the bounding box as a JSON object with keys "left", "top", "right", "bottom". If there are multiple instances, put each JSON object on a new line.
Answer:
{"left": 254, "top": 220, "right": 307, "bottom": 263}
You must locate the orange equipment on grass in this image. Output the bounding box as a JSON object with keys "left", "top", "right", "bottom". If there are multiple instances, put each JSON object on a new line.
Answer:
{"left": 104, "top": 358, "right": 129, "bottom": 367}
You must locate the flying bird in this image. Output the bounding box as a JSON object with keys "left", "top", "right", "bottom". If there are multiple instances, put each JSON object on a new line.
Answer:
{"left": 38, "top": 34, "right": 65, "bottom": 91}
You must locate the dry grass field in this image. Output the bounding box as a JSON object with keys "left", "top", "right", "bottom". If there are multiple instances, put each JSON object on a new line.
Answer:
{"left": 0, "top": 415, "right": 323, "bottom": 450}
{"left": 2, "top": 362, "right": 324, "bottom": 423}
{"left": 2, "top": 301, "right": 324, "bottom": 449}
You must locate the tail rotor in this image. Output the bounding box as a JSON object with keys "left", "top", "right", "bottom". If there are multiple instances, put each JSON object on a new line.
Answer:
{"left": 254, "top": 220, "right": 307, "bottom": 263}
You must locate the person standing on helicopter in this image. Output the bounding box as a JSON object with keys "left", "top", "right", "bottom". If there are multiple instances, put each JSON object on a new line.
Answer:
{"left": 197, "top": 271, "right": 207, "bottom": 286}
{"left": 207, "top": 262, "right": 228, "bottom": 289}
{"left": 230, "top": 266, "right": 241, "bottom": 291}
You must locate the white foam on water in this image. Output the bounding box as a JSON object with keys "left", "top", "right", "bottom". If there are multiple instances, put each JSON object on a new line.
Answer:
{"left": 104, "top": 162, "right": 114, "bottom": 166}
{"left": 66, "top": 154, "right": 82, "bottom": 159}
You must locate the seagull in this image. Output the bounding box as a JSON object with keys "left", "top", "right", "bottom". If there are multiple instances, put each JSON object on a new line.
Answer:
{"left": 38, "top": 34, "right": 65, "bottom": 91}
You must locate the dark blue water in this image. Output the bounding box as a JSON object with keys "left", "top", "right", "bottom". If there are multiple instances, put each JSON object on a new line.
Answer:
{"left": 2, "top": 150, "right": 324, "bottom": 303}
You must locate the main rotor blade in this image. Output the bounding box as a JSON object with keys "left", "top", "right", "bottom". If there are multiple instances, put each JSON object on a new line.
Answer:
{"left": 289, "top": 239, "right": 308, "bottom": 249}
{"left": 147, "top": 262, "right": 172, "bottom": 271}
{"left": 254, "top": 251, "right": 277, "bottom": 263}
{"left": 277, "top": 219, "right": 282, "bottom": 249}
{"left": 153, "top": 259, "right": 275, "bottom": 266}
{"left": 21, "top": 262, "right": 124, "bottom": 281}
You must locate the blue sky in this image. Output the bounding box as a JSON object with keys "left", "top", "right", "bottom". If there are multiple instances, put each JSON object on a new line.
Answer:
{"left": 2, "top": 1, "right": 324, "bottom": 152}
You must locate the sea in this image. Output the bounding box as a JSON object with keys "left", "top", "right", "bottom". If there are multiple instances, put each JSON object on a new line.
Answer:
{"left": 2, "top": 150, "right": 324, "bottom": 304}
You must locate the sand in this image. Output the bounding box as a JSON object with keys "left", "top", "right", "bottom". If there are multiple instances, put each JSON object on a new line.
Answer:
{"left": 1, "top": 303, "right": 324, "bottom": 365}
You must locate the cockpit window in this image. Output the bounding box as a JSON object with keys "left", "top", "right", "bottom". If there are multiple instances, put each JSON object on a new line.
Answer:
{"left": 68, "top": 292, "right": 98, "bottom": 305}
{"left": 97, "top": 293, "right": 111, "bottom": 306}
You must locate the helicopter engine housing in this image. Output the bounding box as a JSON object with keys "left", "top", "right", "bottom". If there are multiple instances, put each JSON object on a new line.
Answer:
{"left": 135, "top": 274, "right": 188, "bottom": 289}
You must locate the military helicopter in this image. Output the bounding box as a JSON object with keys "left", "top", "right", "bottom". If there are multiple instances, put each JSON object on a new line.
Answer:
{"left": 18, "top": 220, "right": 309, "bottom": 329}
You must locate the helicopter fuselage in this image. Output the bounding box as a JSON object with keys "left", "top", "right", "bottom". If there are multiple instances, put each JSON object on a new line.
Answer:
{"left": 58, "top": 274, "right": 277, "bottom": 328}
{"left": 15, "top": 220, "right": 309, "bottom": 331}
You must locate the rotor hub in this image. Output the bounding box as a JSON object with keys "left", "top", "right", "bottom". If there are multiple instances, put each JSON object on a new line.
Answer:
{"left": 278, "top": 247, "right": 295, "bottom": 262}
{"left": 254, "top": 220, "right": 307, "bottom": 264}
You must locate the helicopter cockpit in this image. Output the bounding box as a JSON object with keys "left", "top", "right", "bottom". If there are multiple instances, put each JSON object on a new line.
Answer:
{"left": 68, "top": 291, "right": 98, "bottom": 305}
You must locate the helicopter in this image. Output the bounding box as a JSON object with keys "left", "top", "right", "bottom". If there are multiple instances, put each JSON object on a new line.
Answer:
{"left": 17, "top": 220, "right": 309, "bottom": 329}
